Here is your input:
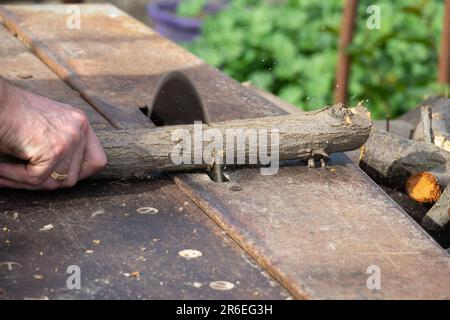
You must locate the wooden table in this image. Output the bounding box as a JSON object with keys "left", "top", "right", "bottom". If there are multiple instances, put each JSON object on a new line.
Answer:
{"left": 0, "top": 4, "right": 449, "bottom": 299}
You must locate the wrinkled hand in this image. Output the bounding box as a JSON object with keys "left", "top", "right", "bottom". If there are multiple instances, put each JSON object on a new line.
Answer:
{"left": 0, "top": 80, "right": 106, "bottom": 190}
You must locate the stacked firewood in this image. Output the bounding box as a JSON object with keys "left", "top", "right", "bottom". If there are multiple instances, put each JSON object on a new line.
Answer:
{"left": 358, "top": 97, "right": 450, "bottom": 248}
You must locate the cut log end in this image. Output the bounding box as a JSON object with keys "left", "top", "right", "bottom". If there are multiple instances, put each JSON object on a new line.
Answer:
{"left": 405, "top": 172, "right": 442, "bottom": 203}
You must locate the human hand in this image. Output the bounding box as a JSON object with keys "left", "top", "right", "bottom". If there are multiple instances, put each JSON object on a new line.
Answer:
{"left": 0, "top": 80, "right": 106, "bottom": 190}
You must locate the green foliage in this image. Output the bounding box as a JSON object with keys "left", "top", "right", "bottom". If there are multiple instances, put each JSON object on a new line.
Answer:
{"left": 177, "top": 0, "right": 208, "bottom": 17}
{"left": 185, "top": 0, "right": 446, "bottom": 119}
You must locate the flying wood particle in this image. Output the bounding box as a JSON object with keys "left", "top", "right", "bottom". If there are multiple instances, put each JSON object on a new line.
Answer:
{"left": 33, "top": 274, "right": 44, "bottom": 280}
{"left": 92, "top": 240, "right": 101, "bottom": 245}
{"left": 85, "top": 250, "right": 94, "bottom": 254}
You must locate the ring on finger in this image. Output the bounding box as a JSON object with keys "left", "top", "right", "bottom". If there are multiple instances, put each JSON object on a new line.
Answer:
{"left": 50, "top": 171, "right": 69, "bottom": 182}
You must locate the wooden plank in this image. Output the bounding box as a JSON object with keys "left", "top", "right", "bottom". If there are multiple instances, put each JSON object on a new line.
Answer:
{"left": 0, "top": 178, "right": 290, "bottom": 299}
{"left": 3, "top": 4, "right": 449, "bottom": 299}
{"left": 0, "top": 21, "right": 290, "bottom": 300}
{"left": 0, "top": 4, "right": 280, "bottom": 129}
{"left": 0, "top": 25, "right": 111, "bottom": 131}
{"left": 174, "top": 158, "right": 450, "bottom": 299}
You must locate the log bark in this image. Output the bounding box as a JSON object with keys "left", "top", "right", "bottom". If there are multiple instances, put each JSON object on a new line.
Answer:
{"left": 421, "top": 185, "right": 450, "bottom": 247}
{"left": 420, "top": 106, "right": 434, "bottom": 144}
{"left": 360, "top": 129, "right": 450, "bottom": 200}
{"left": 413, "top": 97, "right": 450, "bottom": 151}
{"left": 0, "top": 104, "right": 372, "bottom": 180}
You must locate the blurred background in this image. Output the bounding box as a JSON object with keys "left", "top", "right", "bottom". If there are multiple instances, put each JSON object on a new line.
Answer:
{"left": 0, "top": 0, "right": 447, "bottom": 119}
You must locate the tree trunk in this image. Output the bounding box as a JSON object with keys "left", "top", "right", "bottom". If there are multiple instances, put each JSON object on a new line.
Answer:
{"left": 0, "top": 105, "right": 372, "bottom": 180}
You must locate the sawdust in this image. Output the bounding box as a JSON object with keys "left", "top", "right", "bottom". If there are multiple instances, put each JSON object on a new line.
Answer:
{"left": 137, "top": 207, "right": 159, "bottom": 214}
{"left": 178, "top": 249, "right": 202, "bottom": 260}
{"left": 124, "top": 271, "right": 140, "bottom": 278}
{"left": 39, "top": 224, "right": 54, "bottom": 232}
{"left": 209, "top": 281, "right": 235, "bottom": 291}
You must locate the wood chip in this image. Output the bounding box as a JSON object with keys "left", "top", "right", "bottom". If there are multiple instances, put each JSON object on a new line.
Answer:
{"left": 39, "top": 224, "right": 54, "bottom": 232}
{"left": 178, "top": 249, "right": 202, "bottom": 260}
{"left": 209, "top": 281, "right": 235, "bottom": 291}
{"left": 137, "top": 207, "right": 159, "bottom": 214}
{"left": 124, "top": 271, "right": 140, "bottom": 278}
{"left": 92, "top": 240, "right": 101, "bottom": 245}
{"left": 130, "top": 271, "right": 140, "bottom": 278}
{"left": 33, "top": 274, "right": 44, "bottom": 280}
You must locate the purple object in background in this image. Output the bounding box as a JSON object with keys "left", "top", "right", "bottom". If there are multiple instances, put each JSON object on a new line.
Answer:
{"left": 147, "top": 0, "right": 227, "bottom": 42}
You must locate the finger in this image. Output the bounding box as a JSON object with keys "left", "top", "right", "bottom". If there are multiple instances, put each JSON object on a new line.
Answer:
{"left": 0, "top": 160, "right": 60, "bottom": 186}
{"left": 0, "top": 176, "right": 38, "bottom": 190}
{"left": 58, "top": 138, "right": 87, "bottom": 188}
{"left": 79, "top": 127, "right": 107, "bottom": 180}
{"left": 48, "top": 157, "right": 71, "bottom": 185}
{"left": 0, "top": 176, "right": 59, "bottom": 191}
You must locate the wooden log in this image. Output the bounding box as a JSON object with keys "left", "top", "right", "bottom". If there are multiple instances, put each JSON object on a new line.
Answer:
{"left": 406, "top": 172, "right": 442, "bottom": 203}
{"left": 412, "top": 97, "right": 450, "bottom": 151}
{"left": 360, "top": 129, "right": 450, "bottom": 200}
{"left": 421, "top": 185, "right": 450, "bottom": 243}
{"left": 0, "top": 105, "right": 372, "bottom": 179}
{"left": 420, "top": 106, "right": 434, "bottom": 144}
